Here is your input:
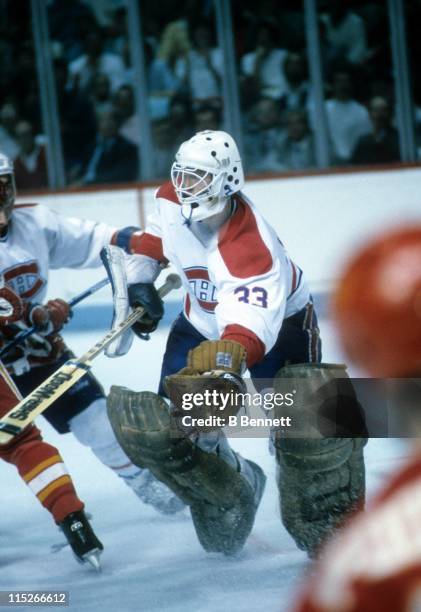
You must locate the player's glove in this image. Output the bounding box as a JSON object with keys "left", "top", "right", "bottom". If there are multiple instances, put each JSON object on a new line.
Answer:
{"left": 164, "top": 340, "right": 247, "bottom": 429}
{"left": 128, "top": 283, "right": 164, "bottom": 337}
{"left": 27, "top": 299, "right": 72, "bottom": 335}
{"left": 0, "top": 284, "right": 24, "bottom": 325}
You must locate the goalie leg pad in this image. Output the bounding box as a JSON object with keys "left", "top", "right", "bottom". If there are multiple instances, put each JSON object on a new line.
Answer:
{"left": 275, "top": 437, "right": 366, "bottom": 557}
{"left": 107, "top": 386, "right": 266, "bottom": 555}
{"left": 273, "top": 362, "right": 367, "bottom": 557}
{"left": 189, "top": 454, "right": 266, "bottom": 555}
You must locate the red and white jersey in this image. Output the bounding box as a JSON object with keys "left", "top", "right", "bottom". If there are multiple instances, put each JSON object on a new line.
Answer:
{"left": 130, "top": 182, "right": 310, "bottom": 365}
{"left": 295, "top": 451, "right": 421, "bottom": 612}
{"left": 0, "top": 203, "right": 115, "bottom": 305}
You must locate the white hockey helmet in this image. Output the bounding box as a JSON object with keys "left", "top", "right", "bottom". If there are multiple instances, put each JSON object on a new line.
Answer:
{"left": 0, "top": 152, "right": 16, "bottom": 222}
{"left": 171, "top": 130, "right": 244, "bottom": 222}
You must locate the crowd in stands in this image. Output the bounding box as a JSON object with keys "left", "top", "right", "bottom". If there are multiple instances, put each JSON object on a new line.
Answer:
{"left": 0, "top": 0, "right": 419, "bottom": 189}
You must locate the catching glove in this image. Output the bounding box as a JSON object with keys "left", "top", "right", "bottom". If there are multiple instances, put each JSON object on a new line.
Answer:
{"left": 164, "top": 340, "right": 247, "bottom": 428}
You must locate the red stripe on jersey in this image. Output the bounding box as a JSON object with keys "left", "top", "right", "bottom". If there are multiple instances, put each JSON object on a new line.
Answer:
{"left": 14, "top": 203, "right": 38, "bottom": 208}
{"left": 156, "top": 181, "right": 180, "bottom": 204}
{"left": 222, "top": 324, "right": 265, "bottom": 367}
{"left": 130, "top": 232, "right": 168, "bottom": 263}
{"left": 184, "top": 268, "right": 210, "bottom": 281}
{"left": 218, "top": 200, "right": 272, "bottom": 279}
{"left": 198, "top": 300, "right": 216, "bottom": 312}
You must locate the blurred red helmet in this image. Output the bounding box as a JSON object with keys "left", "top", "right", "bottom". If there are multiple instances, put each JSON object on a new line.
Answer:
{"left": 333, "top": 226, "right": 421, "bottom": 377}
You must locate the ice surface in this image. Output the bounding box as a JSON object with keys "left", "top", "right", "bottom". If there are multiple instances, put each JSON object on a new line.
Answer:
{"left": 0, "top": 305, "right": 409, "bottom": 612}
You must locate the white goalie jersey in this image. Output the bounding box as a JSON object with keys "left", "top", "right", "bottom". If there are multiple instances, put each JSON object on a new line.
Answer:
{"left": 126, "top": 181, "right": 310, "bottom": 365}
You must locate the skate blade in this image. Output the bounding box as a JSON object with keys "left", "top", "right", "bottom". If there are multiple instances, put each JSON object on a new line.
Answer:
{"left": 82, "top": 549, "right": 102, "bottom": 572}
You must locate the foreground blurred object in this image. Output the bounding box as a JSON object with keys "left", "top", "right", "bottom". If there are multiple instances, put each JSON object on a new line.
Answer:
{"left": 295, "top": 225, "right": 421, "bottom": 612}
{"left": 334, "top": 226, "right": 421, "bottom": 377}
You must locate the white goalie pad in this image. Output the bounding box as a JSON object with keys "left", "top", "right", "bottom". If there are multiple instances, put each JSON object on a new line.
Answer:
{"left": 101, "top": 245, "right": 135, "bottom": 358}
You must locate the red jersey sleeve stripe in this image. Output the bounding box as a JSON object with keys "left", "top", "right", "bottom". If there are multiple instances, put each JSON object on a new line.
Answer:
{"left": 218, "top": 200, "right": 272, "bottom": 279}
{"left": 222, "top": 323, "right": 265, "bottom": 367}
{"left": 130, "top": 232, "right": 168, "bottom": 263}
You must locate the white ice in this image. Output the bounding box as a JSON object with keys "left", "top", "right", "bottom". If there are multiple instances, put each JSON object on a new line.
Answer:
{"left": 0, "top": 301, "right": 409, "bottom": 612}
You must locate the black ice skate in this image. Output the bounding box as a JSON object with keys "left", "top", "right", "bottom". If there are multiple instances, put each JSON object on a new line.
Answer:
{"left": 59, "top": 510, "right": 103, "bottom": 571}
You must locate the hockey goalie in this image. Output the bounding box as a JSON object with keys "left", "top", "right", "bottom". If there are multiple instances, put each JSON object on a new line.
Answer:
{"left": 105, "top": 129, "right": 367, "bottom": 557}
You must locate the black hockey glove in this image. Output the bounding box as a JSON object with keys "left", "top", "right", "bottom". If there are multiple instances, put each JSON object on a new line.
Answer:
{"left": 128, "top": 283, "right": 164, "bottom": 338}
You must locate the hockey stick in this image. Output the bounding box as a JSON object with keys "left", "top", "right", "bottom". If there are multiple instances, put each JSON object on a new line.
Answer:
{"left": 0, "top": 277, "right": 110, "bottom": 358}
{"left": 0, "top": 273, "right": 182, "bottom": 444}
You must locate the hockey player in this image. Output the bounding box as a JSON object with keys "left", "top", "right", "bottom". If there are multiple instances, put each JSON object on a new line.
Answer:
{"left": 0, "top": 152, "right": 183, "bottom": 515}
{"left": 296, "top": 226, "right": 421, "bottom": 612}
{"left": 106, "top": 130, "right": 366, "bottom": 556}
{"left": 0, "top": 276, "right": 103, "bottom": 569}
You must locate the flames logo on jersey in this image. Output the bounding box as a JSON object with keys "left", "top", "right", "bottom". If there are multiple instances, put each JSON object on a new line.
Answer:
{"left": 184, "top": 267, "right": 218, "bottom": 313}
{"left": 3, "top": 261, "right": 46, "bottom": 301}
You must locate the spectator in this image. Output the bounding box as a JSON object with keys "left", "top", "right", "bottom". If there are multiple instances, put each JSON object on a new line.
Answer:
{"left": 321, "top": 4, "right": 368, "bottom": 66}
{"left": 325, "top": 69, "right": 371, "bottom": 164}
{"left": 194, "top": 105, "right": 222, "bottom": 132}
{"left": 8, "top": 41, "right": 41, "bottom": 132}
{"left": 175, "top": 20, "right": 223, "bottom": 106}
{"left": 241, "top": 20, "right": 287, "bottom": 100}
{"left": 150, "top": 21, "right": 190, "bottom": 99}
{"left": 112, "top": 84, "right": 139, "bottom": 146}
{"left": 277, "top": 109, "right": 315, "bottom": 171}
{"left": 83, "top": 109, "right": 138, "bottom": 185}
{"left": 0, "top": 103, "right": 19, "bottom": 160}
{"left": 69, "top": 27, "right": 125, "bottom": 94}
{"left": 90, "top": 73, "right": 112, "bottom": 117}
{"left": 0, "top": 29, "right": 13, "bottom": 99}
{"left": 151, "top": 118, "right": 177, "bottom": 179}
{"left": 48, "top": 0, "right": 97, "bottom": 63}
{"left": 244, "top": 97, "right": 284, "bottom": 173}
{"left": 13, "top": 120, "right": 48, "bottom": 189}
{"left": 280, "top": 52, "right": 311, "bottom": 114}
{"left": 351, "top": 96, "right": 400, "bottom": 165}
{"left": 104, "top": 7, "right": 128, "bottom": 57}
{"left": 54, "top": 58, "right": 97, "bottom": 181}
{"left": 168, "top": 95, "right": 194, "bottom": 144}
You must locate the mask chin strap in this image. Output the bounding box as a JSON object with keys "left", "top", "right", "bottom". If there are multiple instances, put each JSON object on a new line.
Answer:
{"left": 181, "top": 202, "right": 199, "bottom": 227}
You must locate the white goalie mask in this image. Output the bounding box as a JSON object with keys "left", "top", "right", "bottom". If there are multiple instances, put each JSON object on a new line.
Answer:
{"left": 171, "top": 130, "right": 245, "bottom": 222}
